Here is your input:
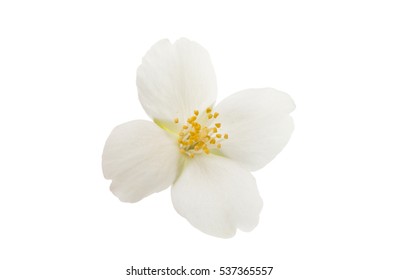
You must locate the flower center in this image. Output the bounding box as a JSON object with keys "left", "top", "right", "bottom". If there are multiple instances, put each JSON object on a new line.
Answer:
{"left": 174, "top": 107, "right": 228, "bottom": 158}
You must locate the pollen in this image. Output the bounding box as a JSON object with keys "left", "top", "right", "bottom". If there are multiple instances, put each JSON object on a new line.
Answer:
{"left": 175, "top": 108, "right": 228, "bottom": 158}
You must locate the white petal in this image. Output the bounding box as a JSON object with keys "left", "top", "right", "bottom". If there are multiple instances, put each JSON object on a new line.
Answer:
{"left": 137, "top": 38, "right": 217, "bottom": 125}
{"left": 102, "top": 120, "right": 179, "bottom": 203}
{"left": 214, "top": 88, "right": 295, "bottom": 171}
{"left": 171, "top": 155, "right": 263, "bottom": 238}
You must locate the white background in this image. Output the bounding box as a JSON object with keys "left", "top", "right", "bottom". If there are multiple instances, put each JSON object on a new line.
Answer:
{"left": 1, "top": 1, "right": 398, "bottom": 279}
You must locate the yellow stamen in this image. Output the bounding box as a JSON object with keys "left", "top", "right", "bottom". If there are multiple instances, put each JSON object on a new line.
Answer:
{"left": 175, "top": 108, "right": 228, "bottom": 158}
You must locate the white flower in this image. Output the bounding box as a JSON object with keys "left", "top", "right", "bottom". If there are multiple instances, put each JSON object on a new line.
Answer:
{"left": 102, "top": 38, "right": 295, "bottom": 238}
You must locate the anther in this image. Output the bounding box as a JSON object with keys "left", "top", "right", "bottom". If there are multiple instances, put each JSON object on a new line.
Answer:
{"left": 175, "top": 108, "right": 227, "bottom": 158}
